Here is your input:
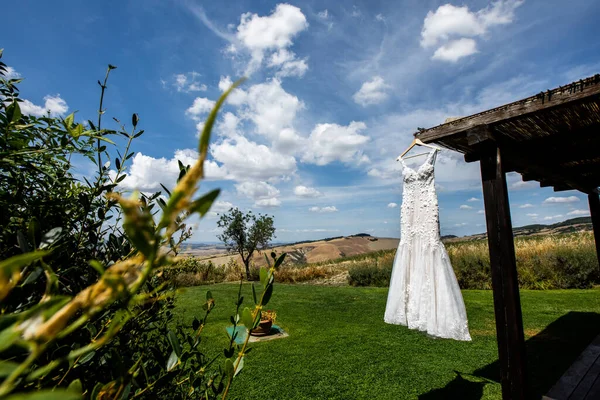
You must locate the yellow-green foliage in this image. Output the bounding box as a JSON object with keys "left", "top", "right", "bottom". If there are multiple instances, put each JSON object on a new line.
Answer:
{"left": 447, "top": 232, "right": 599, "bottom": 289}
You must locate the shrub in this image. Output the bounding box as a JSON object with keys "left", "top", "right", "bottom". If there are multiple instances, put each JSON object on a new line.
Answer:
{"left": 447, "top": 233, "right": 599, "bottom": 289}
{"left": 0, "top": 52, "right": 277, "bottom": 399}
{"left": 347, "top": 253, "right": 394, "bottom": 287}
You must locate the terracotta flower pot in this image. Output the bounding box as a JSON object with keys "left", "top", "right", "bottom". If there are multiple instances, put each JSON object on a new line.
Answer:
{"left": 250, "top": 319, "right": 273, "bottom": 336}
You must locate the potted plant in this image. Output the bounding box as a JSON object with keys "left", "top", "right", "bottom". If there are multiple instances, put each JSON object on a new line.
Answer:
{"left": 250, "top": 310, "right": 277, "bottom": 336}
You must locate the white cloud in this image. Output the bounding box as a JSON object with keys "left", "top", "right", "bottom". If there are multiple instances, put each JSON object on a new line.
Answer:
{"left": 224, "top": 79, "right": 304, "bottom": 143}
{"left": 211, "top": 135, "right": 297, "bottom": 181}
{"left": 254, "top": 197, "right": 281, "bottom": 208}
{"left": 277, "top": 58, "right": 309, "bottom": 78}
{"left": 309, "top": 206, "right": 338, "bottom": 213}
{"left": 387, "top": 202, "right": 398, "bottom": 208}
{"left": 20, "top": 95, "right": 68, "bottom": 117}
{"left": 215, "top": 112, "right": 240, "bottom": 138}
{"left": 317, "top": 10, "right": 329, "bottom": 19}
{"left": 432, "top": 38, "right": 478, "bottom": 62}
{"left": 207, "top": 200, "right": 236, "bottom": 218}
{"left": 454, "top": 222, "right": 468, "bottom": 227}
{"left": 186, "top": 97, "right": 215, "bottom": 120}
{"left": 567, "top": 209, "right": 590, "bottom": 216}
{"left": 236, "top": 181, "right": 280, "bottom": 200}
{"left": 527, "top": 213, "right": 538, "bottom": 218}
{"left": 543, "top": 196, "right": 580, "bottom": 204}
{"left": 353, "top": 76, "right": 391, "bottom": 106}
{"left": 115, "top": 149, "right": 229, "bottom": 191}
{"left": 212, "top": 200, "right": 234, "bottom": 213}
{"left": 218, "top": 75, "right": 235, "bottom": 93}
{"left": 170, "top": 72, "right": 207, "bottom": 93}
{"left": 510, "top": 180, "right": 536, "bottom": 189}
{"left": 294, "top": 185, "right": 322, "bottom": 197}
{"left": 234, "top": 3, "right": 309, "bottom": 75}
{"left": 460, "top": 204, "right": 473, "bottom": 210}
{"left": 543, "top": 215, "right": 564, "bottom": 221}
{"left": 302, "top": 121, "right": 369, "bottom": 166}
{"left": 519, "top": 203, "right": 534, "bottom": 208}
{"left": 467, "top": 197, "right": 480, "bottom": 202}
{"left": 4, "top": 66, "right": 21, "bottom": 80}
{"left": 375, "top": 14, "right": 385, "bottom": 22}
{"left": 421, "top": 1, "right": 524, "bottom": 62}
{"left": 477, "top": 210, "right": 485, "bottom": 214}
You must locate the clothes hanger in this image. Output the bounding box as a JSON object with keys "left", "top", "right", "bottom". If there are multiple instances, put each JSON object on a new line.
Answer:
{"left": 396, "top": 138, "right": 440, "bottom": 161}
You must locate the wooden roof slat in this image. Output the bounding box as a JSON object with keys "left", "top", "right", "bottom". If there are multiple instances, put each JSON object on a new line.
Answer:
{"left": 415, "top": 74, "right": 600, "bottom": 194}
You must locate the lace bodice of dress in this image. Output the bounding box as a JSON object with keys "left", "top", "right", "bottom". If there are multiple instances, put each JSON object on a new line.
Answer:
{"left": 398, "top": 149, "right": 440, "bottom": 246}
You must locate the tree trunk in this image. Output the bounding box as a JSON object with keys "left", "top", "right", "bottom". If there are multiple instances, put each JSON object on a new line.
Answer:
{"left": 240, "top": 253, "right": 252, "bottom": 281}
{"left": 244, "top": 258, "right": 251, "bottom": 281}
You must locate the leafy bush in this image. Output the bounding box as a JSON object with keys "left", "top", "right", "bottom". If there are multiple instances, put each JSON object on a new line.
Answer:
{"left": 0, "top": 51, "right": 281, "bottom": 399}
{"left": 447, "top": 233, "right": 599, "bottom": 289}
{"left": 347, "top": 253, "right": 394, "bottom": 287}
{"left": 158, "top": 258, "right": 228, "bottom": 287}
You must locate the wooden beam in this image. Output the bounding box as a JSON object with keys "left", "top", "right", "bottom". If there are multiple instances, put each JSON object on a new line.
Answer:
{"left": 553, "top": 184, "right": 573, "bottom": 192}
{"left": 480, "top": 146, "right": 527, "bottom": 400}
{"left": 589, "top": 193, "right": 600, "bottom": 273}
{"left": 417, "top": 76, "right": 600, "bottom": 142}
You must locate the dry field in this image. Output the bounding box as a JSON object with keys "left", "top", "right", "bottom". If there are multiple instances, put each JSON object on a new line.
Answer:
{"left": 183, "top": 236, "right": 399, "bottom": 268}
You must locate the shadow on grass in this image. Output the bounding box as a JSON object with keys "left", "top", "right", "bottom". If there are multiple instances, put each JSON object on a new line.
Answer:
{"left": 419, "top": 371, "right": 486, "bottom": 400}
{"left": 419, "top": 311, "right": 600, "bottom": 399}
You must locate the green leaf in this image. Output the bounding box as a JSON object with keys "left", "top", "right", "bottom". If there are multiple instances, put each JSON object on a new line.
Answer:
{"left": 160, "top": 183, "right": 171, "bottom": 196}
{"left": 78, "top": 350, "right": 96, "bottom": 365}
{"left": 6, "top": 101, "right": 21, "bottom": 124}
{"left": 274, "top": 253, "right": 286, "bottom": 269}
{"left": 259, "top": 267, "right": 268, "bottom": 286}
{"left": 262, "top": 283, "right": 274, "bottom": 306}
{"left": 64, "top": 113, "right": 74, "bottom": 129}
{"left": 241, "top": 307, "right": 253, "bottom": 329}
{"left": 0, "top": 360, "right": 19, "bottom": 378}
{"left": 132, "top": 113, "right": 139, "bottom": 128}
{"left": 68, "top": 378, "right": 83, "bottom": 394}
{"left": 17, "top": 231, "right": 30, "bottom": 253}
{"left": 234, "top": 356, "right": 244, "bottom": 377}
{"left": 192, "top": 317, "right": 200, "bottom": 331}
{"left": 91, "top": 382, "right": 103, "bottom": 399}
{"left": 4, "top": 390, "right": 81, "bottom": 400}
{"left": 198, "top": 78, "right": 246, "bottom": 156}
{"left": 39, "top": 227, "right": 63, "bottom": 249}
{"left": 0, "top": 251, "right": 49, "bottom": 278}
{"left": 167, "top": 330, "right": 181, "bottom": 357}
{"left": 251, "top": 283, "right": 257, "bottom": 305}
{"left": 167, "top": 350, "right": 178, "bottom": 371}
{"left": 22, "top": 267, "right": 43, "bottom": 285}
{"left": 224, "top": 358, "right": 234, "bottom": 379}
{"left": 206, "top": 290, "right": 213, "bottom": 301}
{"left": 89, "top": 260, "right": 105, "bottom": 275}
{"left": 27, "top": 217, "right": 41, "bottom": 248}
{"left": 189, "top": 189, "right": 221, "bottom": 218}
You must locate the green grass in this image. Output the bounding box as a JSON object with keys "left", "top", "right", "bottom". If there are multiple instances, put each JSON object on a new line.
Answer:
{"left": 174, "top": 284, "right": 600, "bottom": 399}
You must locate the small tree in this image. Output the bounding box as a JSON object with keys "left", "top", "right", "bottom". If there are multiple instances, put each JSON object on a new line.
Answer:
{"left": 217, "top": 208, "right": 276, "bottom": 280}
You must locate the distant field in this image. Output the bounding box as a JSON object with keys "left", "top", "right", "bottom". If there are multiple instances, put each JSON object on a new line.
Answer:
{"left": 180, "top": 235, "right": 400, "bottom": 267}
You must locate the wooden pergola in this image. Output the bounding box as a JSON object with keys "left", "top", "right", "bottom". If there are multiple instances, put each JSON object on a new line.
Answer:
{"left": 415, "top": 74, "right": 600, "bottom": 400}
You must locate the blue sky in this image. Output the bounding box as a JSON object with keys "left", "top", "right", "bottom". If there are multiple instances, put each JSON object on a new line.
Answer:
{"left": 4, "top": 0, "right": 600, "bottom": 243}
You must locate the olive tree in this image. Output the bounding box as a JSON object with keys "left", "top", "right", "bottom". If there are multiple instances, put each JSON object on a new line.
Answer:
{"left": 216, "top": 208, "right": 276, "bottom": 280}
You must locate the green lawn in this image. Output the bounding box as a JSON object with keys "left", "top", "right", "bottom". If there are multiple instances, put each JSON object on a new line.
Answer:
{"left": 174, "top": 284, "right": 600, "bottom": 399}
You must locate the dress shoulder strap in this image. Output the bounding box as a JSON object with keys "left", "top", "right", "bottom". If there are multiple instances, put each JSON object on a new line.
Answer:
{"left": 427, "top": 148, "right": 439, "bottom": 165}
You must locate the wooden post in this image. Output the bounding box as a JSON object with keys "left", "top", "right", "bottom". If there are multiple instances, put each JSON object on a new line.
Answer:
{"left": 480, "top": 146, "right": 527, "bottom": 400}
{"left": 589, "top": 193, "right": 600, "bottom": 271}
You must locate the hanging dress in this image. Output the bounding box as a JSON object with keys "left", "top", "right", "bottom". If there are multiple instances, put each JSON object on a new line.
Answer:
{"left": 384, "top": 149, "right": 471, "bottom": 341}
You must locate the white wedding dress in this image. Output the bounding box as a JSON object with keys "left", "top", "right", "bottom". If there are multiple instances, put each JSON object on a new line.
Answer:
{"left": 384, "top": 149, "right": 471, "bottom": 341}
